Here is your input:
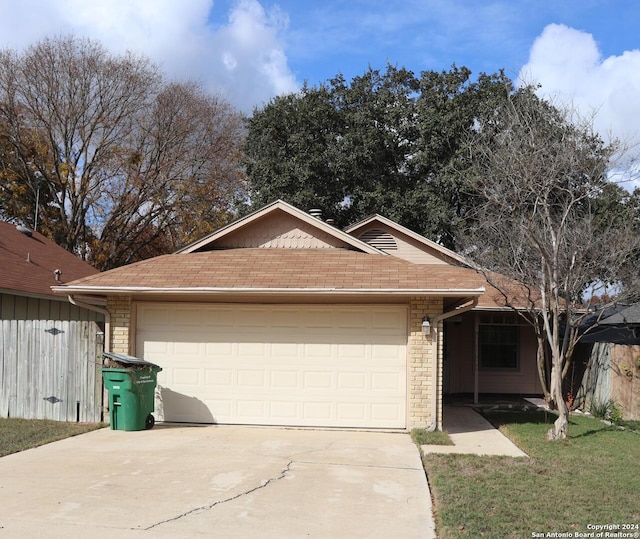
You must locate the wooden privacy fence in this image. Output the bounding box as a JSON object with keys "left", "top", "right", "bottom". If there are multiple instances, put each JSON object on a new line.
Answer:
{"left": 576, "top": 342, "right": 640, "bottom": 420}
{"left": 0, "top": 319, "right": 103, "bottom": 422}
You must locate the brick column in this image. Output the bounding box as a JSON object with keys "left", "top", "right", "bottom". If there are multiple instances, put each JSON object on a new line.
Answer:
{"left": 408, "top": 296, "right": 443, "bottom": 429}
{"left": 107, "top": 296, "right": 132, "bottom": 355}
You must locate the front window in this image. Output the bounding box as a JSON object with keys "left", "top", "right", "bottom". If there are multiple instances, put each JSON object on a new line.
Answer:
{"left": 479, "top": 324, "right": 519, "bottom": 370}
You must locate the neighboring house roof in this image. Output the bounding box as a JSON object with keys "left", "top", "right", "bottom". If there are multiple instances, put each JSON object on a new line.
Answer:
{"left": 0, "top": 222, "right": 98, "bottom": 299}
{"left": 579, "top": 303, "right": 640, "bottom": 345}
{"left": 599, "top": 303, "right": 640, "bottom": 326}
{"left": 56, "top": 249, "right": 485, "bottom": 297}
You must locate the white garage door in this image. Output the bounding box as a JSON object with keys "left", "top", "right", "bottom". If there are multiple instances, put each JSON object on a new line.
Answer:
{"left": 136, "top": 303, "right": 408, "bottom": 428}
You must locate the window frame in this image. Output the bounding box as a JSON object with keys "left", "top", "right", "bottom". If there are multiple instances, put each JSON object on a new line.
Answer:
{"left": 478, "top": 317, "right": 521, "bottom": 371}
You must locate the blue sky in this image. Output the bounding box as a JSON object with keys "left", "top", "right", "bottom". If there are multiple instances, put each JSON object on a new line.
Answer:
{"left": 231, "top": 0, "right": 640, "bottom": 86}
{"left": 1, "top": 0, "right": 639, "bottom": 151}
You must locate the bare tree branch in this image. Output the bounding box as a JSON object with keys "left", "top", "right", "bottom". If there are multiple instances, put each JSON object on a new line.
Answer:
{"left": 0, "top": 36, "right": 246, "bottom": 269}
{"left": 458, "top": 87, "right": 640, "bottom": 439}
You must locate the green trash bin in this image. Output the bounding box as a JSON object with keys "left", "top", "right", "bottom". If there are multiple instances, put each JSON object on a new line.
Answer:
{"left": 101, "top": 352, "right": 162, "bottom": 431}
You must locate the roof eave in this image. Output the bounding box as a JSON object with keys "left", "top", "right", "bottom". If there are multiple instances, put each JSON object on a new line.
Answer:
{"left": 52, "top": 285, "right": 486, "bottom": 297}
{"left": 1, "top": 287, "right": 69, "bottom": 302}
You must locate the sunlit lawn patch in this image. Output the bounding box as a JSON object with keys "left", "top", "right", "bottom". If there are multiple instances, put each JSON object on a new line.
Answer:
{"left": 0, "top": 417, "right": 101, "bottom": 457}
{"left": 423, "top": 411, "right": 640, "bottom": 538}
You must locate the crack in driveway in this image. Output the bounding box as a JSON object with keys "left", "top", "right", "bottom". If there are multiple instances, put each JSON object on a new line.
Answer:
{"left": 144, "top": 460, "right": 293, "bottom": 530}
{"left": 295, "top": 460, "right": 421, "bottom": 471}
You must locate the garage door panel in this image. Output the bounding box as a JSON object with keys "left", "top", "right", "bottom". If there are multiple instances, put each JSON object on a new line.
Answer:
{"left": 144, "top": 340, "right": 170, "bottom": 355}
{"left": 209, "top": 400, "right": 233, "bottom": 419}
{"left": 237, "top": 400, "right": 265, "bottom": 418}
{"left": 304, "top": 310, "right": 334, "bottom": 328}
{"left": 337, "top": 402, "right": 365, "bottom": 420}
{"left": 137, "top": 303, "right": 407, "bottom": 428}
{"left": 303, "top": 342, "right": 332, "bottom": 357}
{"left": 205, "top": 341, "right": 234, "bottom": 354}
{"left": 270, "top": 371, "right": 298, "bottom": 388}
{"left": 337, "top": 343, "right": 368, "bottom": 359}
{"left": 337, "top": 372, "right": 366, "bottom": 389}
{"left": 206, "top": 369, "right": 233, "bottom": 386}
{"left": 372, "top": 343, "right": 404, "bottom": 360}
{"left": 173, "top": 308, "right": 205, "bottom": 327}
{"left": 371, "top": 403, "right": 402, "bottom": 421}
{"left": 270, "top": 310, "right": 300, "bottom": 328}
{"left": 173, "top": 341, "right": 201, "bottom": 355}
{"left": 173, "top": 368, "right": 201, "bottom": 385}
{"left": 271, "top": 342, "right": 299, "bottom": 356}
{"left": 201, "top": 308, "right": 234, "bottom": 327}
{"left": 237, "top": 370, "right": 266, "bottom": 387}
{"left": 304, "top": 402, "right": 333, "bottom": 420}
{"left": 372, "top": 310, "right": 406, "bottom": 330}
{"left": 371, "top": 372, "right": 403, "bottom": 390}
{"left": 303, "top": 371, "right": 333, "bottom": 389}
{"left": 238, "top": 342, "right": 266, "bottom": 356}
{"left": 141, "top": 306, "right": 171, "bottom": 326}
{"left": 270, "top": 401, "right": 298, "bottom": 419}
{"left": 334, "top": 310, "right": 368, "bottom": 329}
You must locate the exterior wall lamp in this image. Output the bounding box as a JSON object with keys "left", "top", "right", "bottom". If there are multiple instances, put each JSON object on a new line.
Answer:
{"left": 422, "top": 316, "right": 431, "bottom": 335}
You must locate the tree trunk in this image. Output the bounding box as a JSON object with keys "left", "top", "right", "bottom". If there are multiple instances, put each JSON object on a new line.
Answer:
{"left": 546, "top": 361, "right": 568, "bottom": 440}
{"left": 535, "top": 337, "right": 551, "bottom": 403}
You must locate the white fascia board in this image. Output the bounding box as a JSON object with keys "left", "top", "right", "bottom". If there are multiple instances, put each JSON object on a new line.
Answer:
{"left": 53, "top": 285, "right": 486, "bottom": 297}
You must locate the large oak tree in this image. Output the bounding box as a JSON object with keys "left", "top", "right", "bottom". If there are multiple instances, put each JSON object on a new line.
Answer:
{"left": 244, "top": 64, "right": 512, "bottom": 247}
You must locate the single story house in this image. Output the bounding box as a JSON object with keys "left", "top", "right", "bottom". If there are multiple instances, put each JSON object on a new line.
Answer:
{"left": 53, "top": 200, "right": 541, "bottom": 430}
{"left": 1, "top": 222, "right": 104, "bottom": 421}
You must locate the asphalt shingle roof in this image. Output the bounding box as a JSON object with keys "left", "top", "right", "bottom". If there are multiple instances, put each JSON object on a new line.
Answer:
{"left": 0, "top": 222, "right": 98, "bottom": 298}
{"left": 61, "top": 248, "right": 490, "bottom": 297}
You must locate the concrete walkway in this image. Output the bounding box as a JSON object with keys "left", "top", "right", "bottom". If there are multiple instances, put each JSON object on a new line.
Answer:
{"left": 421, "top": 406, "right": 528, "bottom": 457}
{"left": 0, "top": 425, "right": 435, "bottom": 539}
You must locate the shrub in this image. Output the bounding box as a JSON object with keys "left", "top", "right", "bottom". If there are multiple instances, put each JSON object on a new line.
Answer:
{"left": 590, "top": 398, "right": 623, "bottom": 425}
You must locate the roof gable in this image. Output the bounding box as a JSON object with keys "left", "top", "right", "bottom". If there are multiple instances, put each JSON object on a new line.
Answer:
{"left": 0, "top": 222, "right": 98, "bottom": 299}
{"left": 178, "top": 200, "right": 382, "bottom": 254}
{"left": 345, "top": 214, "right": 468, "bottom": 266}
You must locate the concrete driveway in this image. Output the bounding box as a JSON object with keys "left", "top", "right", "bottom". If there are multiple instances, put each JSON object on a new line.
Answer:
{"left": 0, "top": 425, "right": 435, "bottom": 538}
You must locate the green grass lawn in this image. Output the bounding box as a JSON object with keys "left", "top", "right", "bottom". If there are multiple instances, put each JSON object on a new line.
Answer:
{"left": 411, "top": 427, "right": 454, "bottom": 446}
{"left": 423, "top": 411, "right": 640, "bottom": 539}
{"left": 0, "top": 417, "right": 101, "bottom": 457}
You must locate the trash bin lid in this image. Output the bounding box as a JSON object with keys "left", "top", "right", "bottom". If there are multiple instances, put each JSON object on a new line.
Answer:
{"left": 102, "top": 352, "right": 161, "bottom": 370}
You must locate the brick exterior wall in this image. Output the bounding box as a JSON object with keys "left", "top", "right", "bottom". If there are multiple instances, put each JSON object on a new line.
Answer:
{"left": 107, "top": 296, "right": 132, "bottom": 355}
{"left": 408, "top": 296, "right": 444, "bottom": 430}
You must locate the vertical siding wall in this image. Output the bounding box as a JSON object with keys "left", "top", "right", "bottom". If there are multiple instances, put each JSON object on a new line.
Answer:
{"left": 408, "top": 296, "right": 443, "bottom": 429}
{"left": 0, "top": 293, "right": 104, "bottom": 422}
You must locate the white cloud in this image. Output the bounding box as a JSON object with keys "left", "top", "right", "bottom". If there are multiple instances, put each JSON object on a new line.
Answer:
{"left": 0, "top": 0, "right": 299, "bottom": 112}
{"left": 519, "top": 24, "right": 640, "bottom": 155}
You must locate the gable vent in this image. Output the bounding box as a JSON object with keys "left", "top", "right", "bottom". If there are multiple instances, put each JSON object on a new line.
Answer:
{"left": 358, "top": 229, "right": 397, "bottom": 250}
